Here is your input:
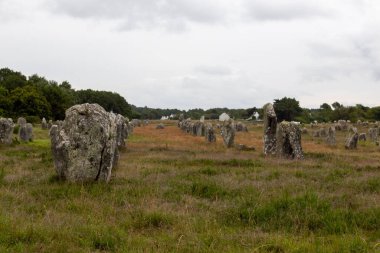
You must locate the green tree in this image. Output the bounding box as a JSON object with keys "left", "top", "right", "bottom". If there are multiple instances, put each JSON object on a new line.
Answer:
{"left": 273, "top": 97, "right": 302, "bottom": 122}
{"left": 10, "top": 86, "right": 52, "bottom": 118}
{"left": 0, "top": 68, "right": 27, "bottom": 91}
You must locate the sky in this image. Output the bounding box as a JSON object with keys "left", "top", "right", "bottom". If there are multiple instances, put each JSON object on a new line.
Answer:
{"left": 0, "top": 0, "right": 379, "bottom": 109}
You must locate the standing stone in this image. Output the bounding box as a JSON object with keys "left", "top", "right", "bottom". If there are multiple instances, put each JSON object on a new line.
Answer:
{"left": 358, "top": 133, "right": 366, "bottom": 142}
{"left": 114, "top": 114, "right": 126, "bottom": 148}
{"left": 204, "top": 123, "right": 216, "bottom": 143}
{"left": 263, "top": 103, "right": 277, "bottom": 155}
{"left": 276, "top": 121, "right": 303, "bottom": 159}
{"left": 0, "top": 118, "right": 14, "bottom": 144}
{"left": 368, "top": 128, "right": 379, "bottom": 142}
{"left": 345, "top": 132, "right": 359, "bottom": 149}
{"left": 200, "top": 116, "right": 205, "bottom": 123}
{"left": 221, "top": 119, "right": 235, "bottom": 148}
{"left": 49, "top": 103, "right": 118, "bottom": 182}
{"left": 325, "top": 126, "right": 336, "bottom": 145}
{"left": 19, "top": 123, "right": 33, "bottom": 142}
{"left": 47, "top": 120, "right": 53, "bottom": 129}
{"left": 178, "top": 113, "right": 185, "bottom": 127}
{"left": 236, "top": 122, "right": 248, "bottom": 132}
{"left": 156, "top": 123, "right": 165, "bottom": 129}
{"left": 195, "top": 122, "right": 204, "bottom": 136}
{"left": 219, "top": 113, "right": 230, "bottom": 122}
{"left": 41, "top": 117, "right": 48, "bottom": 129}
{"left": 17, "top": 117, "right": 26, "bottom": 126}
{"left": 131, "top": 119, "right": 141, "bottom": 127}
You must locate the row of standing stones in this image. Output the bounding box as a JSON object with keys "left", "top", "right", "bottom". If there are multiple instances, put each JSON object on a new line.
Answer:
{"left": 0, "top": 117, "right": 34, "bottom": 144}
{"left": 177, "top": 113, "right": 252, "bottom": 150}
{"left": 1, "top": 102, "right": 379, "bottom": 183}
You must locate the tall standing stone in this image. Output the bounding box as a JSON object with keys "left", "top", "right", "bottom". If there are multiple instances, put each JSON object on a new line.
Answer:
{"left": 195, "top": 122, "right": 204, "bottom": 136}
{"left": 325, "top": 126, "right": 336, "bottom": 145}
{"left": 50, "top": 103, "right": 118, "bottom": 182}
{"left": 221, "top": 119, "right": 235, "bottom": 148}
{"left": 263, "top": 103, "right": 277, "bottom": 155}
{"left": 0, "top": 118, "right": 14, "bottom": 144}
{"left": 276, "top": 121, "right": 303, "bottom": 159}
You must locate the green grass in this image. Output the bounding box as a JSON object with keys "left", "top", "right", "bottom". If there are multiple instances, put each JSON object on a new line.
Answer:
{"left": 0, "top": 123, "right": 380, "bottom": 252}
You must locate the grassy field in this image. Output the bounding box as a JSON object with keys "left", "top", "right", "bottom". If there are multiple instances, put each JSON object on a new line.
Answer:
{"left": 0, "top": 121, "right": 379, "bottom": 252}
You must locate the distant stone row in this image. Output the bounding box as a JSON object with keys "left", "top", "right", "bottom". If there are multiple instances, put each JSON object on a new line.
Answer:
{"left": 177, "top": 114, "right": 249, "bottom": 148}
{"left": 0, "top": 117, "right": 34, "bottom": 144}
{"left": 310, "top": 120, "right": 379, "bottom": 149}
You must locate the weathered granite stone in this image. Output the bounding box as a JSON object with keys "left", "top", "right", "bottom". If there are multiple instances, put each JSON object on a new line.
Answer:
{"left": 325, "top": 126, "right": 336, "bottom": 146}
{"left": 200, "top": 116, "right": 205, "bottom": 123}
{"left": 195, "top": 122, "right": 204, "bottom": 136}
{"left": 301, "top": 128, "right": 308, "bottom": 134}
{"left": 358, "top": 133, "right": 366, "bottom": 141}
{"left": 276, "top": 121, "right": 303, "bottom": 159}
{"left": 49, "top": 103, "right": 118, "bottom": 182}
{"left": 17, "top": 117, "right": 26, "bottom": 126}
{"left": 263, "top": 103, "right": 277, "bottom": 155}
{"left": 221, "top": 119, "right": 235, "bottom": 148}
{"left": 41, "top": 117, "right": 48, "bottom": 129}
{"left": 204, "top": 123, "right": 216, "bottom": 143}
{"left": 345, "top": 132, "right": 359, "bottom": 149}
{"left": 0, "top": 118, "right": 14, "bottom": 144}
{"left": 131, "top": 119, "right": 141, "bottom": 127}
{"left": 368, "top": 128, "right": 379, "bottom": 142}
{"left": 156, "top": 123, "right": 165, "bottom": 129}
{"left": 48, "top": 119, "right": 53, "bottom": 129}
{"left": 19, "top": 123, "right": 33, "bottom": 142}
{"left": 236, "top": 122, "right": 248, "bottom": 132}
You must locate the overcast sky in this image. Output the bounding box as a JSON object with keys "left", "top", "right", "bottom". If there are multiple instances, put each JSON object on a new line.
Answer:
{"left": 1, "top": 0, "right": 379, "bottom": 109}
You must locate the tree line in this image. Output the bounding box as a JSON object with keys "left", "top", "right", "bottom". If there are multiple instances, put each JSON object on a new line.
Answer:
{"left": 1, "top": 68, "right": 379, "bottom": 123}
{"left": 0, "top": 68, "right": 133, "bottom": 122}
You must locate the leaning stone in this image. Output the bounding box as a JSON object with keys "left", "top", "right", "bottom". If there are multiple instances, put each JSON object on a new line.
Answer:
{"left": 19, "top": 123, "right": 33, "bottom": 142}
{"left": 204, "top": 123, "right": 216, "bottom": 143}
{"left": 49, "top": 103, "right": 118, "bottom": 182}
{"left": 325, "top": 126, "right": 336, "bottom": 146}
{"left": 221, "top": 119, "right": 235, "bottom": 148}
{"left": 345, "top": 132, "right": 359, "bottom": 149}
{"left": 276, "top": 121, "right": 303, "bottom": 159}
{"left": 263, "top": 103, "right": 277, "bottom": 155}
{"left": 41, "top": 117, "right": 48, "bottom": 129}
{"left": 156, "top": 123, "right": 165, "bottom": 129}
{"left": 0, "top": 118, "right": 14, "bottom": 144}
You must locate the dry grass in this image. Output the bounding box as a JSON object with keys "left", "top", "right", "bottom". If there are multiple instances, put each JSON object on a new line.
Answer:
{"left": 0, "top": 121, "right": 379, "bottom": 252}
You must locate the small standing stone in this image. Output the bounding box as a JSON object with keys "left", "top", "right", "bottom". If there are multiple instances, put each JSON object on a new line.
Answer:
{"left": 358, "top": 133, "right": 366, "bottom": 141}
{"left": 345, "top": 132, "right": 359, "bottom": 149}
{"left": 204, "top": 123, "right": 216, "bottom": 143}
{"left": 17, "top": 117, "right": 26, "bottom": 126}
{"left": 41, "top": 117, "right": 48, "bottom": 129}
{"left": 0, "top": 118, "right": 14, "bottom": 144}
{"left": 276, "top": 121, "right": 303, "bottom": 159}
{"left": 19, "top": 123, "right": 33, "bottom": 142}
{"left": 156, "top": 123, "right": 165, "bottom": 129}
{"left": 221, "top": 119, "right": 235, "bottom": 148}
{"left": 325, "top": 126, "right": 336, "bottom": 146}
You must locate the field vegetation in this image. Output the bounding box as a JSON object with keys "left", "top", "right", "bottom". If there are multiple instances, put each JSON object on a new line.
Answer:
{"left": 0, "top": 121, "right": 379, "bottom": 252}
